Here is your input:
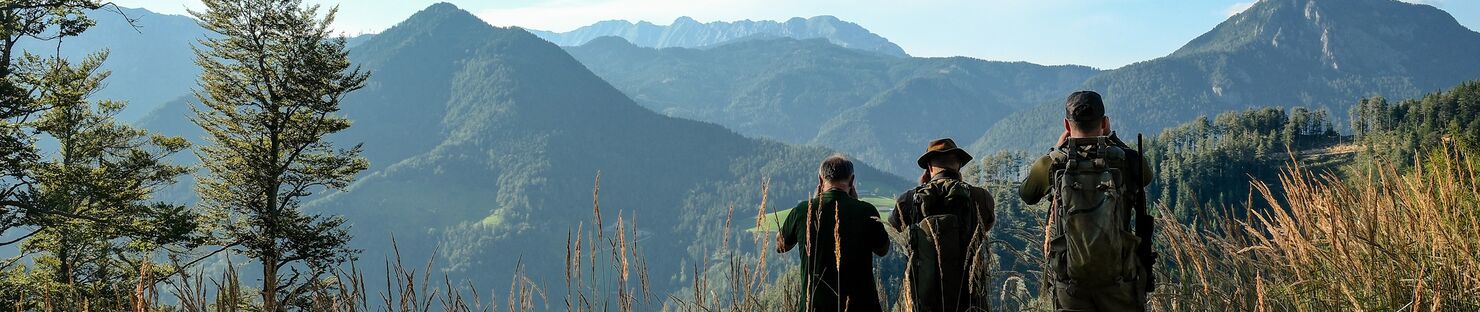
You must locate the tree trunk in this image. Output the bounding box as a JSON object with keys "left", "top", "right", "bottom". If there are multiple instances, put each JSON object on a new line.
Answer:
{"left": 262, "top": 254, "right": 278, "bottom": 311}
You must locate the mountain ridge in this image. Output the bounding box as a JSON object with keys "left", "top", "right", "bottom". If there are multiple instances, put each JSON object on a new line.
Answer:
{"left": 17, "top": 7, "right": 205, "bottom": 122}
{"left": 565, "top": 36, "right": 1099, "bottom": 176}
{"left": 971, "top": 0, "right": 1480, "bottom": 153}
{"left": 283, "top": 3, "right": 910, "bottom": 297}
{"left": 530, "top": 15, "right": 910, "bottom": 57}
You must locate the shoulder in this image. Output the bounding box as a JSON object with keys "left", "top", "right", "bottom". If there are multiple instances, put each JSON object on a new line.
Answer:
{"left": 791, "top": 199, "right": 815, "bottom": 211}
{"left": 854, "top": 199, "right": 879, "bottom": 214}
{"left": 1028, "top": 154, "right": 1055, "bottom": 174}
{"left": 1119, "top": 148, "right": 1150, "bottom": 170}
{"left": 895, "top": 189, "right": 916, "bottom": 203}
{"left": 1035, "top": 153, "right": 1056, "bottom": 166}
{"left": 969, "top": 184, "right": 992, "bottom": 197}
{"left": 1121, "top": 147, "right": 1145, "bottom": 162}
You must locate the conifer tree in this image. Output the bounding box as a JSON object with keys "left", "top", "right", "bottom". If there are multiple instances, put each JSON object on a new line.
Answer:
{"left": 189, "top": 0, "right": 368, "bottom": 309}
{"left": 0, "top": 0, "right": 111, "bottom": 245}
{"left": 7, "top": 51, "right": 196, "bottom": 308}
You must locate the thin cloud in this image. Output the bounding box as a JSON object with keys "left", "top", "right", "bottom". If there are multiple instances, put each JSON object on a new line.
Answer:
{"left": 1225, "top": 1, "right": 1254, "bottom": 17}
{"left": 475, "top": 0, "right": 784, "bottom": 32}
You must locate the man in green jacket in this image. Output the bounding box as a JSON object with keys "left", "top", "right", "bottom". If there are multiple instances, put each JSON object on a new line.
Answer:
{"left": 778, "top": 154, "right": 891, "bottom": 312}
{"left": 1020, "top": 91, "right": 1155, "bottom": 311}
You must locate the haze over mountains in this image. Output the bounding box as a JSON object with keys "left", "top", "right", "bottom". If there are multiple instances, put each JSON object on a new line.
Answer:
{"left": 565, "top": 37, "right": 1098, "bottom": 175}
{"left": 528, "top": 15, "right": 910, "bottom": 57}
{"left": 16, "top": 7, "right": 204, "bottom": 122}
{"left": 972, "top": 0, "right": 1480, "bottom": 152}
{"left": 133, "top": 3, "right": 908, "bottom": 296}
{"left": 13, "top": 0, "right": 1480, "bottom": 302}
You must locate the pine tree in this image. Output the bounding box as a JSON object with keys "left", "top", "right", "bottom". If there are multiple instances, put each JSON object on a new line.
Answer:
{"left": 8, "top": 51, "right": 196, "bottom": 308}
{"left": 0, "top": 0, "right": 110, "bottom": 246}
{"left": 189, "top": 0, "right": 368, "bottom": 309}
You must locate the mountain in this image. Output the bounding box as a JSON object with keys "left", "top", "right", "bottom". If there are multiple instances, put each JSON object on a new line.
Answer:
{"left": 972, "top": 0, "right": 1480, "bottom": 153}
{"left": 529, "top": 15, "right": 910, "bottom": 57}
{"left": 137, "top": 3, "right": 909, "bottom": 297}
{"left": 16, "top": 7, "right": 205, "bottom": 122}
{"left": 564, "top": 36, "right": 1099, "bottom": 175}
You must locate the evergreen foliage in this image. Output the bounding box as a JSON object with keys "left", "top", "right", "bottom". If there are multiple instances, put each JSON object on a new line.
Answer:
{"left": 188, "top": 0, "right": 369, "bottom": 309}
{"left": 1350, "top": 81, "right": 1480, "bottom": 165}
{"left": 1, "top": 49, "right": 195, "bottom": 310}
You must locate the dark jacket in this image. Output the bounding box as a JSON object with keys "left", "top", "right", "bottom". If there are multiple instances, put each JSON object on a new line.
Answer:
{"left": 780, "top": 189, "right": 891, "bottom": 312}
{"left": 889, "top": 174, "right": 995, "bottom": 312}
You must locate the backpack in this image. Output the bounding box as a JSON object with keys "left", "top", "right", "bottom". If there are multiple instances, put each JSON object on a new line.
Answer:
{"left": 910, "top": 178, "right": 976, "bottom": 255}
{"left": 906, "top": 178, "right": 976, "bottom": 311}
{"left": 1047, "top": 137, "right": 1140, "bottom": 288}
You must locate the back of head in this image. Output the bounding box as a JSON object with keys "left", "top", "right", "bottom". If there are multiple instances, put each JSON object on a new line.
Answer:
{"left": 819, "top": 154, "right": 854, "bottom": 182}
{"left": 1066, "top": 91, "right": 1106, "bottom": 131}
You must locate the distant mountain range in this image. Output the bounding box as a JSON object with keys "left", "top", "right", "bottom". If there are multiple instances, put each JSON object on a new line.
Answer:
{"left": 528, "top": 15, "right": 910, "bottom": 57}
{"left": 16, "top": 7, "right": 205, "bottom": 122}
{"left": 27, "top": 0, "right": 1480, "bottom": 298}
{"left": 135, "top": 3, "right": 908, "bottom": 296}
{"left": 565, "top": 36, "right": 1099, "bottom": 176}
{"left": 971, "top": 0, "right": 1480, "bottom": 153}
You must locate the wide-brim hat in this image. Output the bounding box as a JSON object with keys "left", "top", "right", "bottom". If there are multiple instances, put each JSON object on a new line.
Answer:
{"left": 916, "top": 138, "right": 973, "bottom": 169}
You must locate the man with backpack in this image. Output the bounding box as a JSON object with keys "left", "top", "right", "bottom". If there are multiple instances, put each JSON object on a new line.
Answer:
{"left": 1020, "top": 91, "right": 1155, "bottom": 311}
{"left": 890, "top": 138, "right": 996, "bottom": 312}
{"left": 777, "top": 154, "right": 892, "bottom": 312}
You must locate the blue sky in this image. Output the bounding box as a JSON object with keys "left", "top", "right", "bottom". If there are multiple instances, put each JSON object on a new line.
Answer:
{"left": 113, "top": 0, "right": 1479, "bottom": 69}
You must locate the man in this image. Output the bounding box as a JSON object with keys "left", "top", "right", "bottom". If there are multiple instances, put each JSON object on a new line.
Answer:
{"left": 890, "top": 138, "right": 995, "bottom": 312}
{"left": 1020, "top": 91, "right": 1155, "bottom": 311}
{"left": 778, "top": 154, "right": 891, "bottom": 312}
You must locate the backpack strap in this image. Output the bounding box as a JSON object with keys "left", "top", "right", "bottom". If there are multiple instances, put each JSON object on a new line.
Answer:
{"left": 912, "top": 183, "right": 930, "bottom": 219}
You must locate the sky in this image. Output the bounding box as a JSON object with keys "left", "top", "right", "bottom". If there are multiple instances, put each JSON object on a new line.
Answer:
{"left": 111, "top": 0, "right": 1480, "bottom": 69}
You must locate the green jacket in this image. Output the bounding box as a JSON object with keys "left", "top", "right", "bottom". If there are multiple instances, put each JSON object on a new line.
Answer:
{"left": 1018, "top": 136, "right": 1159, "bottom": 302}
{"left": 1019, "top": 144, "right": 1152, "bottom": 206}
{"left": 780, "top": 189, "right": 890, "bottom": 312}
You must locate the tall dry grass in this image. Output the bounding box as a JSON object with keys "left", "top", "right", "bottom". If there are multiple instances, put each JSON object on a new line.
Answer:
{"left": 25, "top": 143, "right": 1480, "bottom": 311}
{"left": 656, "top": 179, "right": 802, "bottom": 312}
{"left": 162, "top": 238, "right": 524, "bottom": 312}
{"left": 1151, "top": 143, "right": 1480, "bottom": 310}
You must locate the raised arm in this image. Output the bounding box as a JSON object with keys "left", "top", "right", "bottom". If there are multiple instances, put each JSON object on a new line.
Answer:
{"left": 867, "top": 206, "right": 890, "bottom": 256}
{"left": 889, "top": 191, "right": 913, "bottom": 232}
{"left": 972, "top": 187, "right": 996, "bottom": 234}
{"left": 1019, "top": 155, "right": 1055, "bottom": 205}
{"left": 776, "top": 202, "right": 806, "bottom": 253}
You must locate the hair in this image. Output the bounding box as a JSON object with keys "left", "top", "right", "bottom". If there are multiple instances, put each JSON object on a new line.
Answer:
{"left": 818, "top": 154, "right": 854, "bottom": 182}
{"left": 1066, "top": 90, "right": 1106, "bottom": 132}
{"left": 917, "top": 158, "right": 964, "bottom": 185}
{"left": 927, "top": 154, "right": 962, "bottom": 169}
{"left": 1069, "top": 117, "right": 1104, "bottom": 132}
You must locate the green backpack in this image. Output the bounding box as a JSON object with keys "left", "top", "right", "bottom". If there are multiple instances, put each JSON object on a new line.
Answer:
{"left": 907, "top": 178, "right": 976, "bottom": 311}
{"left": 910, "top": 178, "right": 976, "bottom": 255}
{"left": 1048, "top": 137, "right": 1140, "bottom": 288}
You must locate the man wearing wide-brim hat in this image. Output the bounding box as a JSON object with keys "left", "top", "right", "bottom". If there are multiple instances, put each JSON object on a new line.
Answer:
{"left": 890, "top": 138, "right": 996, "bottom": 312}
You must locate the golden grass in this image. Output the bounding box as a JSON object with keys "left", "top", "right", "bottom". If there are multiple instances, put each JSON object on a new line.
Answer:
{"left": 1150, "top": 143, "right": 1480, "bottom": 311}
{"left": 20, "top": 144, "right": 1480, "bottom": 311}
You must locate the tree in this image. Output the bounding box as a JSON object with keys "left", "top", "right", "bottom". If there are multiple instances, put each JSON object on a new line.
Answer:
{"left": 0, "top": 0, "right": 116, "bottom": 246}
{"left": 4, "top": 51, "right": 197, "bottom": 308}
{"left": 189, "top": 0, "right": 369, "bottom": 309}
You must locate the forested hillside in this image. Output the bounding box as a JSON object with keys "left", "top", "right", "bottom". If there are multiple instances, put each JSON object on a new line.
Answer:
{"left": 90, "top": 1, "right": 916, "bottom": 302}
{"left": 300, "top": 3, "right": 909, "bottom": 298}
{"left": 974, "top": 0, "right": 1480, "bottom": 153}
{"left": 1350, "top": 81, "right": 1480, "bottom": 165}
{"left": 3, "top": 0, "right": 1478, "bottom": 310}
{"left": 566, "top": 37, "right": 1099, "bottom": 175}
